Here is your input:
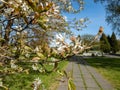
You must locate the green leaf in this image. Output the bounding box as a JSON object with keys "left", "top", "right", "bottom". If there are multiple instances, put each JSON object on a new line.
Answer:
{"left": 0, "top": 38, "right": 5, "bottom": 42}
{"left": 57, "top": 70, "right": 64, "bottom": 76}
{"left": 24, "top": 46, "right": 32, "bottom": 51}
{"left": 68, "top": 78, "right": 76, "bottom": 90}
{"left": 36, "top": 52, "right": 46, "bottom": 60}
{"left": 63, "top": 70, "right": 68, "bottom": 78}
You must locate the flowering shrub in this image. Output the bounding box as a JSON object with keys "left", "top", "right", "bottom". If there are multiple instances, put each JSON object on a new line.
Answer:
{"left": 0, "top": 0, "right": 104, "bottom": 89}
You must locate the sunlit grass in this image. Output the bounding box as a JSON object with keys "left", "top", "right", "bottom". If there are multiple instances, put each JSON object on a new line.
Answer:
{"left": 116, "top": 51, "right": 120, "bottom": 54}
{"left": 0, "top": 60, "right": 68, "bottom": 90}
{"left": 85, "top": 57, "right": 120, "bottom": 90}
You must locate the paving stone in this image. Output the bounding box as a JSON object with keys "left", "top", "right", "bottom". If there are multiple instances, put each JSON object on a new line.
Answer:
{"left": 83, "top": 74, "right": 93, "bottom": 79}
{"left": 73, "top": 72, "right": 80, "bottom": 74}
{"left": 73, "top": 70, "right": 80, "bottom": 73}
{"left": 57, "top": 86, "right": 67, "bottom": 90}
{"left": 76, "top": 87, "right": 86, "bottom": 90}
{"left": 73, "top": 67, "right": 80, "bottom": 71}
{"left": 87, "top": 87, "right": 101, "bottom": 90}
{"left": 74, "top": 80, "right": 85, "bottom": 87}
{"left": 73, "top": 73, "right": 81, "bottom": 77}
{"left": 85, "top": 78, "right": 99, "bottom": 88}
{"left": 74, "top": 77, "right": 83, "bottom": 81}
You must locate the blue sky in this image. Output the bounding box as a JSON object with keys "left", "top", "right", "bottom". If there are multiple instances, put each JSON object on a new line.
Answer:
{"left": 63, "top": 0, "right": 113, "bottom": 36}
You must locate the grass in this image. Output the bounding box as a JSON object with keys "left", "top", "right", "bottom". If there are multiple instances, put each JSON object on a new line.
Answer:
{"left": 116, "top": 51, "right": 120, "bottom": 54}
{"left": 0, "top": 60, "right": 68, "bottom": 90}
{"left": 84, "top": 57, "right": 120, "bottom": 90}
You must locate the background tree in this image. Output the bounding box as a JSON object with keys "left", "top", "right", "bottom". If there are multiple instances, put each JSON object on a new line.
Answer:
{"left": 94, "top": 0, "right": 120, "bottom": 35}
{"left": 110, "top": 32, "right": 119, "bottom": 53}
{"left": 107, "top": 35, "right": 111, "bottom": 45}
{"left": 117, "top": 40, "right": 120, "bottom": 52}
{"left": 81, "top": 34, "right": 95, "bottom": 44}
{"left": 107, "top": 35, "right": 112, "bottom": 50}
{"left": 100, "top": 33, "right": 111, "bottom": 53}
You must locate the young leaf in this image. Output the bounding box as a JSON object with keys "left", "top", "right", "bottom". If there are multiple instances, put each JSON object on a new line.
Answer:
{"left": 36, "top": 52, "right": 46, "bottom": 60}
{"left": 68, "top": 78, "right": 76, "bottom": 90}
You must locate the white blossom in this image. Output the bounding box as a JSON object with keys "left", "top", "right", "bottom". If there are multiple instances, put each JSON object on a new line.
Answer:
{"left": 79, "top": 18, "right": 85, "bottom": 23}
{"left": 57, "top": 45, "right": 66, "bottom": 52}
{"left": 10, "top": 60, "right": 18, "bottom": 69}
{"left": 54, "top": 6, "right": 59, "bottom": 13}
{"left": 42, "top": 84, "right": 46, "bottom": 90}
{"left": 80, "top": 6, "right": 84, "bottom": 10}
{"left": 33, "top": 77, "right": 42, "bottom": 90}
{"left": 25, "top": 53, "right": 30, "bottom": 58}
{"left": 63, "top": 16, "right": 68, "bottom": 21}
{"left": 49, "top": 63, "right": 54, "bottom": 66}
{"left": 32, "top": 64, "right": 39, "bottom": 71}
{"left": 4, "top": 8, "right": 14, "bottom": 14}
{"left": 51, "top": 57, "right": 57, "bottom": 62}
{"left": 45, "top": 2, "right": 48, "bottom": 6}
{"left": 21, "top": 2, "right": 29, "bottom": 11}
{"left": 40, "top": 3, "right": 43, "bottom": 8}
{"left": 39, "top": 68, "right": 45, "bottom": 73}
{"left": 34, "top": 46, "right": 39, "bottom": 52}
{"left": 14, "top": 25, "right": 22, "bottom": 31}
{"left": 0, "top": 78, "right": 3, "bottom": 86}
{"left": 0, "top": 0, "right": 7, "bottom": 3}
{"left": 67, "top": 6, "right": 72, "bottom": 11}
{"left": 16, "top": 32, "right": 20, "bottom": 35}
{"left": 18, "top": 0, "right": 22, "bottom": 3}
{"left": 56, "top": 34, "right": 64, "bottom": 42}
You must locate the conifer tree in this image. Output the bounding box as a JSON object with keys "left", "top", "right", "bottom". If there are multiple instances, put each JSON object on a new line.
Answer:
{"left": 110, "top": 32, "right": 119, "bottom": 53}
{"left": 107, "top": 35, "right": 112, "bottom": 50}
{"left": 100, "top": 33, "right": 111, "bottom": 53}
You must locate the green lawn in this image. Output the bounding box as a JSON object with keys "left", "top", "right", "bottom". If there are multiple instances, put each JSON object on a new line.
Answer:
{"left": 116, "top": 51, "right": 120, "bottom": 54}
{"left": 84, "top": 57, "right": 120, "bottom": 90}
{"left": 0, "top": 60, "right": 68, "bottom": 90}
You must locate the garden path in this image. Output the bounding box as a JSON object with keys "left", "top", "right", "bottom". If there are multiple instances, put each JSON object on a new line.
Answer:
{"left": 57, "top": 55, "right": 114, "bottom": 90}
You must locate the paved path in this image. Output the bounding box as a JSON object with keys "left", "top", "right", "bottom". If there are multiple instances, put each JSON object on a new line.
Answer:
{"left": 104, "top": 54, "right": 120, "bottom": 58}
{"left": 57, "top": 55, "right": 114, "bottom": 90}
